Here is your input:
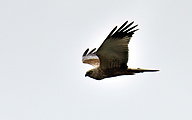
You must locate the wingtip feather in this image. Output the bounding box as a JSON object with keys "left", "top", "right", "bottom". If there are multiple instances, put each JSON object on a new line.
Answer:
{"left": 88, "top": 48, "right": 96, "bottom": 55}
{"left": 106, "top": 26, "right": 117, "bottom": 39}
{"left": 116, "top": 21, "right": 128, "bottom": 32}
{"left": 82, "top": 48, "right": 89, "bottom": 57}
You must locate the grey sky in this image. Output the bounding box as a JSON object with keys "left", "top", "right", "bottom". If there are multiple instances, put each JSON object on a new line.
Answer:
{"left": 0, "top": 0, "right": 192, "bottom": 120}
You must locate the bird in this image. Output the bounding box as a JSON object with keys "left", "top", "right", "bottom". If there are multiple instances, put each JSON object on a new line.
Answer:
{"left": 82, "top": 20, "right": 159, "bottom": 80}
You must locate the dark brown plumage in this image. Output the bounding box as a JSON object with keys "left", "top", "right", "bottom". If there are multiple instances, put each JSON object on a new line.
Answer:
{"left": 82, "top": 21, "right": 159, "bottom": 80}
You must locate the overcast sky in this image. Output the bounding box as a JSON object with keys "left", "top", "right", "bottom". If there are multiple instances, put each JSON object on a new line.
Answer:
{"left": 0, "top": 0, "right": 192, "bottom": 120}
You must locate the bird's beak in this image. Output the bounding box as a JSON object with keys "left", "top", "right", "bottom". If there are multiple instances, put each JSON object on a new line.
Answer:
{"left": 85, "top": 73, "right": 88, "bottom": 77}
{"left": 85, "top": 72, "right": 90, "bottom": 77}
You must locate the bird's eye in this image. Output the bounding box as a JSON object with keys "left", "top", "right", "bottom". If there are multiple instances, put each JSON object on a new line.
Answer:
{"left": 88, "top": 71, "right": 93, "bottom": 75}
{"left": 85, "top": 71, "right": 93, "bottom": 77}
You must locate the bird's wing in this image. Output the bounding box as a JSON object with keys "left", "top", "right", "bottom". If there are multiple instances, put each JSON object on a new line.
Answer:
{"left": 96, "top": 21, "right": 138, "bottom": 70}
{"left": 82, "top": 48, "right": 100, "bottom": 67}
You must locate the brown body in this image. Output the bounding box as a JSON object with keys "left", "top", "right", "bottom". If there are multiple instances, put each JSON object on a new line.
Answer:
{"left": 86, "top": 67, "right": 159, "bottom": 80}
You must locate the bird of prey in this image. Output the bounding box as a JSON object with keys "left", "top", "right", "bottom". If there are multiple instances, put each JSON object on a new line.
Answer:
{"left": 82, "top": 21, "right": 159, "bottom": 80}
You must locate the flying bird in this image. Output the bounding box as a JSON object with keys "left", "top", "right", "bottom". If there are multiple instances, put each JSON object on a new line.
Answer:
{"left": 82, "top": 21, "right": 159, "bottom": 80}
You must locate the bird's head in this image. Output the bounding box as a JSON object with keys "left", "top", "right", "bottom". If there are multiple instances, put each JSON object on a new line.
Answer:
{"left": 85, "top": 70, "right": 93, "bottom": 77}
{"left": 85, "top": 68, "right": 104, "bottom": 80}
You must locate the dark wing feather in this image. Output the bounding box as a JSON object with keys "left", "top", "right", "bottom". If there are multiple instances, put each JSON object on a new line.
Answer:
{"left": 96, "top": 21, "right": 138, "bottom": 70}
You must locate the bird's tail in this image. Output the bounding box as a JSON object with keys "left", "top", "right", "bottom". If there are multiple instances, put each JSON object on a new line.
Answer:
{"left": 127, "top": 68, "right": 159, "bottom": 74}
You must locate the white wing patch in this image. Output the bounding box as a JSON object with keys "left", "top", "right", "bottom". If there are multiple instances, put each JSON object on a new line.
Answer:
{"left": 82, "top": 48, "right": 100, "bottom": 67}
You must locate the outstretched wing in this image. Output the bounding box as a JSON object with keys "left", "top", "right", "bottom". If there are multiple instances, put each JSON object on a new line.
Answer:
{"left": 82, "top": 48, "right": 100, "bottom": 67}
{"left": 96, "top": 21, "right": 138, "bottom": 70}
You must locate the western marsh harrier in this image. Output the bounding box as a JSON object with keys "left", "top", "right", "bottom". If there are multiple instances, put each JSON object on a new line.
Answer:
{"left": 82, "top": 21, "right": 159, "bottom": 80}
